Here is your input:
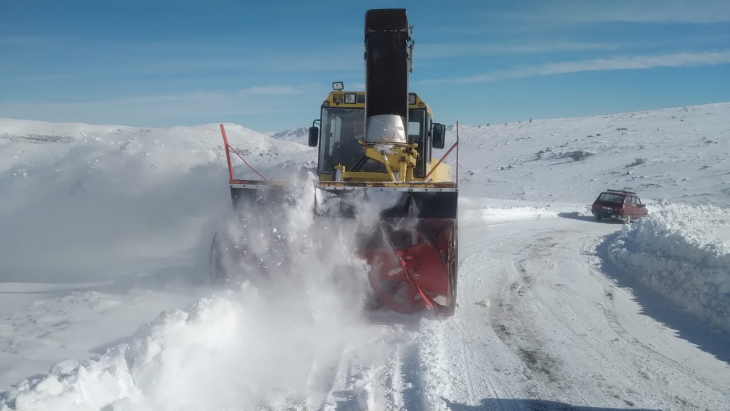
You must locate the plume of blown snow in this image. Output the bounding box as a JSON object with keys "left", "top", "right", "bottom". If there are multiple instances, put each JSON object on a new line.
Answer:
{"left": 0, "top": 169, "right": 404, "bottom": 411}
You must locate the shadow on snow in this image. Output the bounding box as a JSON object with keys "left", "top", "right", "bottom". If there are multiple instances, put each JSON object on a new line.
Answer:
{"left": 557, "top": 211, "right": 625, "bottom": 224}
{"left": 593, "top": 232, "right": 730, "bottom": 365}
{"left": 442, "top": 397, "right": 660, "bottom": 410}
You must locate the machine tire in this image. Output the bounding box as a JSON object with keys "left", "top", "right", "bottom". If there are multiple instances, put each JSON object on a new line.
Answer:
{"left": 444, "top": 219, "right": 458, "bottom": 317}
{"left": 208, "top": 232, "right": 228, "bottom": 286}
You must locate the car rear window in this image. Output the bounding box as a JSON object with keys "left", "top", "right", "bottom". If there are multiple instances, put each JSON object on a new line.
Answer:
{"left": 597, "top": 193, "right": 624, "bottom": 204}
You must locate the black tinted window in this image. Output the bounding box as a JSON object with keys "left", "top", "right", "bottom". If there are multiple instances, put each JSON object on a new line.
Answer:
{"left": 597, "top": 193, "right": 624, "bottom": 204}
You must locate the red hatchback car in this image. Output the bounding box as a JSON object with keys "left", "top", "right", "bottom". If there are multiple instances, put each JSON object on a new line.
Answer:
{"left": 591, "top": 189, "right": 648, "bottom": 223}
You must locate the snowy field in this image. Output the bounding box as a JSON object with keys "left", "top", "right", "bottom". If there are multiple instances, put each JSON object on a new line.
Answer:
{"left": 1, "top": 102, "right": 730, "bottom": 410}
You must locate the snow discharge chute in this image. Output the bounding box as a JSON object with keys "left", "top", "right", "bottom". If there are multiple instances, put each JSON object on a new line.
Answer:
{"left": 210, "top": 8, "right": 459, "bottom": 317}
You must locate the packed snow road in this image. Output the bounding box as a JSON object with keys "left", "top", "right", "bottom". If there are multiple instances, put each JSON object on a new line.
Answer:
{"left": 2, "top": 209, "right": 730, "bottom": 410}
{"left": 431, "top": 214, "right": 730, "bottom": 411}
{"left": 283, "top": 211, "right": 730, "bottom": 411}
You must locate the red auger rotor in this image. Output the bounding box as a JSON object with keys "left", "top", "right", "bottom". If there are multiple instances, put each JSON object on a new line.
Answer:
{"left": 360, "top": 220, "right": 456, "bottom": 316}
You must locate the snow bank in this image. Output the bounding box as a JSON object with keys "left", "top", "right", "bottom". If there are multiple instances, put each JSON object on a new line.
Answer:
{"left": 608, "top": 202, "right": 730, "bottom": 333}
{"left": 1, "top": 294, "right": 307, "bottom": 410}
{"left": 0, "top": 282, "right": 406, "bottom": 411}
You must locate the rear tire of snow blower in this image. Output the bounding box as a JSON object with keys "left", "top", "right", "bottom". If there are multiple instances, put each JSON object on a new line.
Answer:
{"left": 208, "top": 231, "right": 228, "bottom": 286}
{"left": 444, "top": 219, "right": 458, "bottom": 317}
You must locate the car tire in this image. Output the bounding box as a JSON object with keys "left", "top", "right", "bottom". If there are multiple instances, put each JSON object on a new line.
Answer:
{"left": 595, "top": 215, "right": 602, "bottom": 221}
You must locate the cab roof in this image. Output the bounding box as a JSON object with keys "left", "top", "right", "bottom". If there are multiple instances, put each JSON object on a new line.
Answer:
{"left": 321, "top": 91, "right": 434, "bottom": 119}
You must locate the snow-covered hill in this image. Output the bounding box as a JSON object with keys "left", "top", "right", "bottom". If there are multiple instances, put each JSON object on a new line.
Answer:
{"left": 268, "top": 102, "right": 730, "bottom": 207}
{"left": 435, "top": 102, "right": 730, "bottom": 207}
{"left": 2, "top": 102, "right": 730, "bottom": 410}
{"left": 6, "top": 101, "right": 726, "bottom": 284}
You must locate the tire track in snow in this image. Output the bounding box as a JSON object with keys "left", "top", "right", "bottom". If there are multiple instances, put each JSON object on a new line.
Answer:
{"left": 489, "top": 258, "right": 564, "bottom": 400}
{"left": 527, "top": 229, "right": 637, "bottom": 408}
{"left": 453, "top": 232, "right": 534, "bottom": 409}
{"left": 517, "top": 232, "right": 596, "bottom": 407}
{"left": 453, "top": 216, "right": 730, "bottom": 410}
{"left": 460, "top": 226, "right": 551, "bottom": 255}
{"left": 323, "top": 319, "right": 434, "bottom": 411}
{"left": 258, "top": 316, "right": 430, "bottom": 411}
{"left": 486, "top": 225, "right": 655, "bottom": 408}
{"left": 452, "top": 319, "right": 477, "bottom": 405}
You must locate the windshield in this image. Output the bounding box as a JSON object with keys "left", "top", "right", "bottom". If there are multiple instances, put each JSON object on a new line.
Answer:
{"left": 597, "top": 193, "right": 624, "bottom": 204}
{"left": 318, "top": 108, "right": 427, "bottom": 176}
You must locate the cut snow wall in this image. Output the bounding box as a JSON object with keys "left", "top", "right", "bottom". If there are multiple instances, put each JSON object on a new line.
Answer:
{"left": 608, "top": 202, "right": 730, "bottom": 334}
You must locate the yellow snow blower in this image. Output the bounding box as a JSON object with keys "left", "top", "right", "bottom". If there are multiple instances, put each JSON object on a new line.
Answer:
{"left": 211, "top": 8, "right": 459, "bottom": 316}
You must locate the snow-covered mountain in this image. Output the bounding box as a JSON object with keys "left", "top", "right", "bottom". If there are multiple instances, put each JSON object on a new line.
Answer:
{"left": 268, "top": 127, "right": 310, "bottom": 145}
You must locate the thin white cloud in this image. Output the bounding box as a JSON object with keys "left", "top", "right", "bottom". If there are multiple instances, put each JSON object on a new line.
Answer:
{"left": 129, "top": 58, "right": 359, "bottom": 75}
{"left": 530, "top": 51, "right": 730, "bottom": 74}
{"left": 0, "top": 35, "right": 361, "bottom": 75}
{"left": 0, "top": 36, "right": 43, "bottom": 46}
{"left": 417, "top": 50, "right": 730, "bottom": 85}
{"left": 497, "top": 0, "right": 730, "bottom": 24}
{"left": 0, "top": 84, "right": 322, "bottom": 127}
{"left": 417, "top": 41, "right": 622, "bottom": 59}
{"left": 239, "top": 85, "right": 311, "bottom": 96}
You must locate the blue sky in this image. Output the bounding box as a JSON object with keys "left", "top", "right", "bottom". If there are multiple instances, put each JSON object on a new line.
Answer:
{"left": 1, "top": 0, "right": 729, "bottom": 132}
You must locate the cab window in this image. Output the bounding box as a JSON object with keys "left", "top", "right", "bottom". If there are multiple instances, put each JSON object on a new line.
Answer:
{"left": 318, "top": 108, "right": 365, "bottom": 174}
{"left": 408, "top": 109, "right": 426, "bottom": 177}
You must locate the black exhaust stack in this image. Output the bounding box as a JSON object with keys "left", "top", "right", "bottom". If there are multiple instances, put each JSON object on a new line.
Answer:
{"left": 364, "top": 9, "right": 411, "bottom": 144}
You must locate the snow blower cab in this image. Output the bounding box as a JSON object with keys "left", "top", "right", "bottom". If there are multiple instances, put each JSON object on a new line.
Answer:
{"left": 213, "top": 8, "right": 459, "bottom": 317}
